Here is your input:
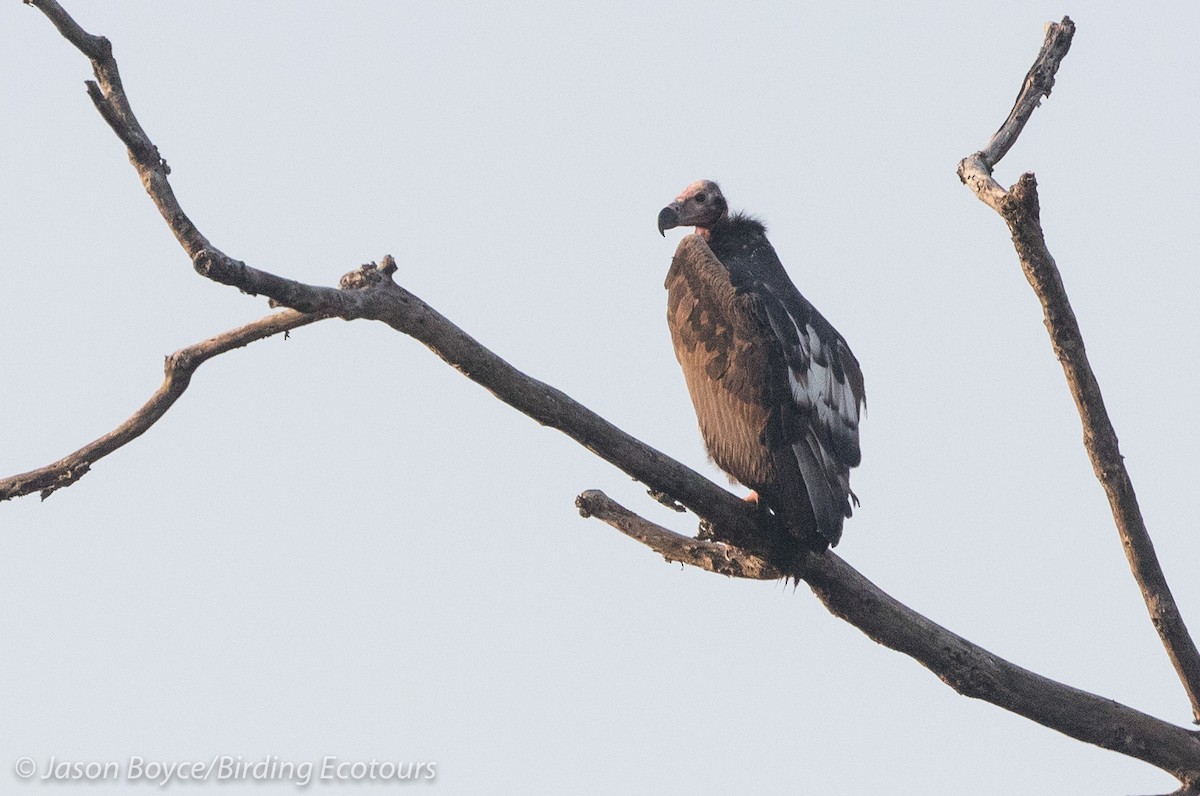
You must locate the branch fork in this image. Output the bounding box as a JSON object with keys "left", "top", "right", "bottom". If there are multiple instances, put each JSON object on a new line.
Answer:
{"left": 958, "top": 16, "right": 1200, "bottom": 726}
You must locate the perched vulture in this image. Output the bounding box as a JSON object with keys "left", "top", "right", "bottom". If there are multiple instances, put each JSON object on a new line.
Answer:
{"left": 658, "top": 180, "right": 864, "bottom": 553}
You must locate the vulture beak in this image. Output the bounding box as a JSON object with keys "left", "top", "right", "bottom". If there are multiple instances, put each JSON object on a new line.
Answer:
{"left": 657, "top": 203, "right": 681, "bottom": 236}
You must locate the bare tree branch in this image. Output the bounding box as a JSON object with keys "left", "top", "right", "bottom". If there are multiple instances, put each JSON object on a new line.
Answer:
{"left": 19, "top": 2, "right": 1200, "bottom": 789}
{"left": 957, "top": 15, "right": 1200, "bottom": 724}
{"left": 333, "top": 260, "right": 773, "bottom": 555}
{"left": 25, "top": 0, "right": 205, "bottom": 256}
{"left": 24, "top": 0, "right": 323, "bottom": 306}
{"left": 0, "top": 310, "right": 321, "bottom": 501}
{"left": 13, "top": 0, "right": 798, "bottom": 554}
{"left": 576, "top": 490, "right": 782, "bottom": 580}
{"left": 579, "top": 492, "right": 1200, "bottom": 786}
{"left": 982, "top": 18, "right": 1076, "bottom": 169}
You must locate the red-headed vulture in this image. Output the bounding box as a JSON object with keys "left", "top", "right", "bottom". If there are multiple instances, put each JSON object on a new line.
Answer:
{"left": 658, "top": 180, "right": 864, "bottom": 552}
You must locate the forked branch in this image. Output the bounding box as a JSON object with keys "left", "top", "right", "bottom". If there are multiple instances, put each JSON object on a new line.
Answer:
{"left": 957, "top": 15, "right": 1200, "bottom": 725}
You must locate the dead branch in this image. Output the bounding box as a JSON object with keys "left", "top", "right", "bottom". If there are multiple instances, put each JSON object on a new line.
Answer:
{"left": 18, "top": 2, "right": 1200, "bottom": 789}
{"left": 0, "top": 310, "right": 320, "bottom": 501}
{"left": 576, "top": 490, "right": 782, "bottom": 580}
{"left": 957, "top": 15, "right": 1200, "bottom": 724}
{"left": 579, "top": 491, "right": 1200, "bottom": 784}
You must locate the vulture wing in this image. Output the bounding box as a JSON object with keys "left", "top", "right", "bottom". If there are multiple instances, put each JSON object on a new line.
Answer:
{"left": 666, "top": 235, "right": 780, "bottom": 491}
{"left": 667, "top": 224, "right": 864, "bottom": 547}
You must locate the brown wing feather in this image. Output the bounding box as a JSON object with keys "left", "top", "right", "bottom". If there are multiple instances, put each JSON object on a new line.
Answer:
{"left": 665, "top": 235, "right": 781, "bottom": 490}
{"left": 666, "top": 233, "right": 835, "bottom": 550}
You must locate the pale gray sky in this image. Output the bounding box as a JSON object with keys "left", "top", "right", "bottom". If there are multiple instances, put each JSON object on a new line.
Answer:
{"left": 3, "top": 2, "right": 1199, "bottom": 794}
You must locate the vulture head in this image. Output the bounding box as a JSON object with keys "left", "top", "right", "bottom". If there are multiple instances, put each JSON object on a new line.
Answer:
{"left": 657, "top": 179, "right": 728, "bottom": 236}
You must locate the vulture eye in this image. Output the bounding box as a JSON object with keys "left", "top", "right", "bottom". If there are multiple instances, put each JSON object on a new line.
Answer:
{"left": 694, "top": 193, "right": 707, "bottom": 203}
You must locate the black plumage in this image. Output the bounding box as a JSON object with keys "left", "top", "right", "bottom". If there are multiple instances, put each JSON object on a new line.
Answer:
{"left": 658, "top": 180, "right": 864, "bottom": 552}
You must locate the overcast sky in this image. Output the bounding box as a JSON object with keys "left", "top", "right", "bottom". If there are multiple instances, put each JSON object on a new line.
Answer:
{"left": 3, "top": 2, "right": 1199, "bottom": 794}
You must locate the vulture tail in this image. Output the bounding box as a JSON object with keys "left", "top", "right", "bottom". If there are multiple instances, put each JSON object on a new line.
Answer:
{"left": 790, "top": 436, "right": 845, "bottom": 547}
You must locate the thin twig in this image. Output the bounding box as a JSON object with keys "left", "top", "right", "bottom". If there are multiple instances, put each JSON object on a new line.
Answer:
{"left": 981, "top": 18, "right": 1076, "bottom": 166}
{"left": 28, "top": 0, "right": 206, "bottom": 257}
{"left": 0, "top": 310, "right": 321, "bottom": 501}
{"left": 576, "top": 490, "right": 782, "bottom": 579}
{"left": 956, "top": 18, "right": 1075, "bottom": 210}
{"left": 957, "top": 16, "right": 1200, "bottom": 724}
{"left": 26, "top": 0, "right": 299, "bottom": 297}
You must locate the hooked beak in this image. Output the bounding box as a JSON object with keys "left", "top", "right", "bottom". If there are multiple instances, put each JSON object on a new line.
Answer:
{"left": 657, "top": 203, "right": 681, "bottom": 236}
